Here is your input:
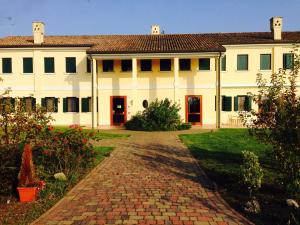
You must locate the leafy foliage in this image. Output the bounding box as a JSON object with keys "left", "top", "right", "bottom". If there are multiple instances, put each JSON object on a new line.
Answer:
{"left": 241, "top": 48, "right": 300, "bottom": 195}
{"left": 125, "top": 98, "right": 190, "bottom": 131}
{"left": 240, "top": 150, "right": 264, "bottom": 199}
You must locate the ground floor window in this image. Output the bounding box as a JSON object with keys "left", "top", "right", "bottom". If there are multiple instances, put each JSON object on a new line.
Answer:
{"left": 41, "top": 97, "right": 58, "bottom": 112}
{"left": 234, "top": 95, "right": 252, "bottom": 111}
{"left": 186, "top": 95, "right": 202, "bottom": 125}
{"left": 0, "top": 97, "right": 15, "bottom": 112}
{"left": 63, "top": 97, "right": 79, "bottom": 112}
{"left": 22, "top": 97, "right": 36, "bottom": 112}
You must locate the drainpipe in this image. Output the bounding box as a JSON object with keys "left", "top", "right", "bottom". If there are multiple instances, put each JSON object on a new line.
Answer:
{"left": 88, "top": 54, "right": 96, "bottom": 129}
{"left": 216, "top": 52, "right": 222, "bottom": 129}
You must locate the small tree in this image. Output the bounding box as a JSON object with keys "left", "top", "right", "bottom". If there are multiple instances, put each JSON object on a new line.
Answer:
{"left": 240, "top": 150, "right": 264, "bottom": 199}
{"left": 241, "top": 47, "right": 300, "bottom": 194}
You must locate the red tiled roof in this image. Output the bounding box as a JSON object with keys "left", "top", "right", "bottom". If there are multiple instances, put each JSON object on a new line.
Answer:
{"left": 0, "top": 32, "right": 299, "bottom": 54}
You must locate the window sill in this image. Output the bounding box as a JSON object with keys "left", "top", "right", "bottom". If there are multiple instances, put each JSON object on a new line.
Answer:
{"left": 197, "top": 70, "right": 211, "bottom": 72}
{"left": 235, "top": 70, "right": 249, "bottom": 72}
{"left": 179, "top": 70, "right": 192, "bottom": 72}
{"left": 63, "top": 112, "right": 79, "bottom": 113}
{"left": 139, "top": 70, "right": 153, "bottom": 73}
{"left": 22, "top": 73, "right": 34, "bottom": 75}
{"left": 258, "top": 70, "right": 272, "bottom": 72}
{"left": 64, "top": 73, "right": 77, "bottom": 75}
{"left": 159, "top": 70, "right": 172, "bottom": 72}
{"left": 44, "top": 73, "right": 56, "bottom": 75}
{"left": 0, "top": 73, "right": 13, "bottom": 75}
{"left": 102, "top": 71, "right": 115, "bottom": 73}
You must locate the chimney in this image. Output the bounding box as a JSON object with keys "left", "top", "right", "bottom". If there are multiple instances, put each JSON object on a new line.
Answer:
{"left": 32, "top": 22, "right": 45, "bottom": 44}
{"left": 270, "top": 17, "right": 282, "bottom": 40}
{"left": 151, "top": 25, "right": 160, "bottom": 35}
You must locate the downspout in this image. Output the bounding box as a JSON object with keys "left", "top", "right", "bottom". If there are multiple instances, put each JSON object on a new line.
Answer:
{"left": 88, "top": 54, "right": 95, "bottom": 129}
{"left": 216, "top": 52, "right": 222, "bottom": 129}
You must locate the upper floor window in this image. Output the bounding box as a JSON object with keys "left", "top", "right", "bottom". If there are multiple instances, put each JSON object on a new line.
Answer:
{"left": 179, "top": 59, "right": 191, "bottom": 71}
{"left": 23, "top": 58, "right": 33, "bottom": 74}
{"left": 44, "top": 57, "right": 55, "bottom": 73}
{"left": 102, "top": 60, "right": 114, "bottom": 72}
{"left": 160, "top": 59, "right": 171, "bottom": 71}
{"left": 234, "top": 95, "right": 252, "bottom": 111}
{"left": 283, "top": 53, "right": 294, "bottom": 69}
{"left": 2, "top": 58, "right": 12, "bottom": 73}
{"left": 65, "top": 57, "right": 76, "bottom": 73}
{"left": 121, "top": 60, "right": 132, "bottom": 72}
{"left": 41, "top": 97, "right": 58, "bottom": 112}
{"left": 140, "top": 60, "right": 152, "bottom": 71}
{"left": 237, "top": 54, "right": 248, "bottom": 71}
{"left": 199, "top": 58, "right": 210, "bottom": 70}
{"left": 86, "top": 58, "right": 91, "bottom": 73}
{"left": 63, "top": 97, "right": 79, "bottom": 112}
{"left": 260, "top": 54, "right": 271, "bottom": 70}
{"left": 221, "top": 56, "right": 226, "bottom": 71}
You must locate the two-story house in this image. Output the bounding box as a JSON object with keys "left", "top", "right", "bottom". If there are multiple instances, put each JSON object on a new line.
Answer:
{"left": 0, "top": 17, "right": 299, "bottom": 128}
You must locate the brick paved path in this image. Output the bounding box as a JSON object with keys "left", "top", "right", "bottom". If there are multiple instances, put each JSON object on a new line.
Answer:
{"left": 32, "top": 130, "right": 252, "bottom": 225}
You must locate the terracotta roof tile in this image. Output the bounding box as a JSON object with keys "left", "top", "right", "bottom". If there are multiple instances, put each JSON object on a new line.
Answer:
{"left": 0, "top": 31, "right": 299, "bottom": 54}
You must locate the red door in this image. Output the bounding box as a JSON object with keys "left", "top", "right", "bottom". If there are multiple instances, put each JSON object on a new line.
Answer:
{"left": 185, "top": 95, "right": 202, "bottom": 125}
{"left": 110, "top": 96, "right": 127, "bottom": 126}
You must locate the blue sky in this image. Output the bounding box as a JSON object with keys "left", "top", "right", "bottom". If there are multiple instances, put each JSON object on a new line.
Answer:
{"left": 0, "top": 0, "right": 299, "bottom": 37}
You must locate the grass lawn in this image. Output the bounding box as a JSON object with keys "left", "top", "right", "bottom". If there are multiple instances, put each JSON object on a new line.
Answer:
{"left": 180, "top": 129, "right": 297, "bottom": 225}
{"left": 0, "top": 145, "right": 114, "bottom": 225}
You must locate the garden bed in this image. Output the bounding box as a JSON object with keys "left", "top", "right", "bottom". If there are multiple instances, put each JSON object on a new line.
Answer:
{"left": 180, "top": 129, "right": 299, "bottom": 225}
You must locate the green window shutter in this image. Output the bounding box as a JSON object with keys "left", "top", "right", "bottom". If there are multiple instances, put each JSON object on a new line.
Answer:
{"left": 214, "top": 96, "right": 216, "bottom": 111}
{"left": 82, "top": 98, "right": 89, "bottom": 112}
{"left": 179, "top": 59, "right": 191, "bottom": 71}
{"left": 237, "top": 55, "right": 248, "bottom": 70}
{"left": 32, "top": 98, "right": 36, "bottom": 110}
{"left": 224, "top": 96, "right": 232, "bottom": 111}
{"left": 283, "top": 53, "right": 294, "bottom": 69}
{"left": 11, "top": 98, "right": 15, "bottom": 107}
{"left": 75, "top": 98, "right": 79, "bottom": 112}
{"left": 199, "top": 58, "right": 210, "bottom": 70}
{"left": 160, "top": 59, "right": 171, "bottom": 71}
{"left": 221, "top": 56, "right": 226, "bottom": 71}
{"left": 44, "top": 57, "right": 55, "bottom": 73}
{"left": 54, "top": 98, "right": 58, "bottom": 112}
{"left": 23, "top": 58, "right": 33, "bottom": 73}
{"left": 96, "top": 97, "right": 98, "bottom": 112}
{"left": 41, "top": 98, "right": 46, "bottom": 108}
{"left": 221, "top": 96, "right": 225, "bottom": 111}
{"left": 2, "top": 58, "right": 12, "bottom": 73}
{"left": 102, "top": 60, "right": 114, "bottom": 72}
{"left": 260, "top": 54, "right": 271, "bottom": 70}
{"left": 245, "top": 96, "right": 252, "bottom": 111}
{"left": 86, "top": 58, "right": 91, "bottom": 73}
{"left": 63, "top": 98, "right": 67, "bottom": 112}
{"left": 66, "top": 57, "right": 76, "bottom": 73}
{"left": 234, "top": 96, "right": 238, "bottom": 111}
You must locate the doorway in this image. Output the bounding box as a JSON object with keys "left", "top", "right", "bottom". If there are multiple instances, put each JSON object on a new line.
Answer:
{"left": 110, "top": 96, "right": 127, "bottom": 125}
{"left": 185, "top": 95, "right": 202, "bottom": 125}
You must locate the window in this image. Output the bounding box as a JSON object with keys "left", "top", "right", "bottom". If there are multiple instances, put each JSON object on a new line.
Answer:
{"left": 82, "top": 97, "right": 92, "bottom": 112}
{"left": 237, "top": 54, "right": 248, "bottom": 71}
{"left": 121, "top": 60, "right": 132, "bottom": 72}
{"left": 260, "top": 54, "right": 271, "bottom": 70}
{"left": 234, "top": 95, "right": 252, "bottom": 111}
{"left": 215, "top": 96, "right": 232, "bottom": 111}
{"left": 23, "top": 58, "right": 33, "bottom": 73}
{"left": 2, "top": 58, "right": 12, "bottom": 73}
{"left": 160, "top": 59, "right": 171, "bottom": 71}
{"left": 102, "top": 60, "right": 114, "bottom": 72}
{"left": 22, "top": 97, "right": 36, "bottom": 112}
{"left": 65, "top": 57, "right": 76, "bottom": 73}
{"left": 63, "top": 97, "right": 79, "bottom": 112}
{"left": 283, "top": 53, "right": 294, "bottom": 69}
{"left": 44, "top": 57, "right": 55, "bottom": 73}
{"left": 140, "top": 60, "right": 152, "bottom": 71}
{"left": 0, "top": 97, "right": 14, "bottom": 112}
{"left": 41, "top": 97, "right": 58, "bottom": 112}
{"left": 179, "top": 59, "right": 191, "bottom": 71}
{"left": 221, "top": 56, "right": 226, "bottom": 71}
{"left": 86, "top": 58, "right": 91, "bottom": 73}
{"left": 199, "top": 58, "right": 210, "bottom": 70}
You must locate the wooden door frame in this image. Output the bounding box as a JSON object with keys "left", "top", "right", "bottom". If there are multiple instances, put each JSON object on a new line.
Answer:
{"left": 185, "top": 95, "right": 203, "bottom": 125}
{"left": 110, "top": 96, "right": 127, "bottom": 126}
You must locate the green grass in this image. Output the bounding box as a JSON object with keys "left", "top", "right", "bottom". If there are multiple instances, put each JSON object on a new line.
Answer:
{"left": 93, "top": 146, "right": 114, "bottom": 164}
{"left": 180, "top": 129, "right": 294, "bottom": 225}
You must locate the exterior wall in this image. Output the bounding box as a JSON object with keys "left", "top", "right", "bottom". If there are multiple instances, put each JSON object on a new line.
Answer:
{"left": 0, "top": 44, "right": 299, "bottom": 127}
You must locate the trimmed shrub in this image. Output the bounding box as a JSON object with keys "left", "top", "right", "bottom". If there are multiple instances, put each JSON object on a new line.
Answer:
{"left": 125, "top": 98, "right": 190, "bottom": 131}
{"left": 176, "top": 122, "right": 192, "bottom": 130}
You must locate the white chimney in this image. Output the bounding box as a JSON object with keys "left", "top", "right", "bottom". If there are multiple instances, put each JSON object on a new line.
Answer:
{"left": 151, "top": 25, "right": 160, "bottom": 35}
{"left": 32, "top": 22, "right": 45, "bottom": 44}
{"left": 270, "top": 17, "right": 282, "bottom": 40}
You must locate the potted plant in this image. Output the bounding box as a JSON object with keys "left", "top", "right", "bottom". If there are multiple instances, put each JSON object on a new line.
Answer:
{"left": 17, "top": 143, "right": 42, "bottom": 202}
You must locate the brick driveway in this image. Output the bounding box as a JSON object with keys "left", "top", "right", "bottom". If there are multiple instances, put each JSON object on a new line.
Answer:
{"left": 32, "top": 130, "right": 252, "bottom": 225}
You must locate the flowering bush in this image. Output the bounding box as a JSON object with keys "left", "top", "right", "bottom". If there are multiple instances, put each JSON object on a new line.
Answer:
{"left": 34, "top": 125, "right": 95, "bottom": 177}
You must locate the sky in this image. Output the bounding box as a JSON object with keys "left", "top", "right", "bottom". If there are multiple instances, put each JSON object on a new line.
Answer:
{"left": 0, "top": 0, "right": 299, "bottom": 37}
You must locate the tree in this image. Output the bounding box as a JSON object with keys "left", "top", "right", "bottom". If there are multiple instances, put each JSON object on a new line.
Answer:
{"left": 241, "top": 47, "right": 300, "bottom": 195}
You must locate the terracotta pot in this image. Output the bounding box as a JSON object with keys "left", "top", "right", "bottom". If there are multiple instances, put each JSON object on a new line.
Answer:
{"left": 17, "top": 187, "right": 37, "bottom": 202}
